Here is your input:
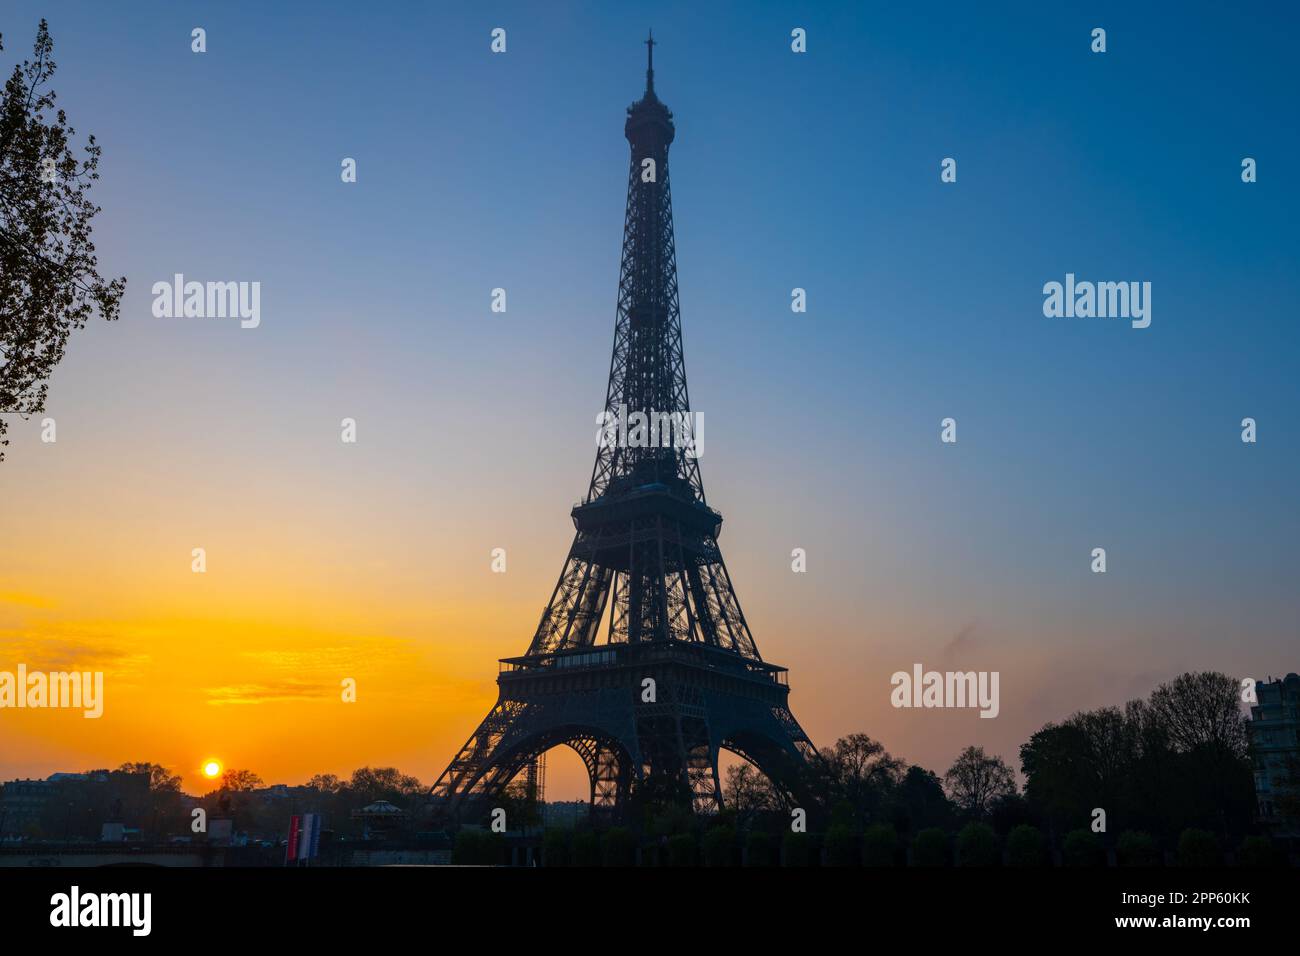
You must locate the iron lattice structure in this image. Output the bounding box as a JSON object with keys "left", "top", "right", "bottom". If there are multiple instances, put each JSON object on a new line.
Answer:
{"left": 430, "top": 38, "right": 816, "bottom": 821}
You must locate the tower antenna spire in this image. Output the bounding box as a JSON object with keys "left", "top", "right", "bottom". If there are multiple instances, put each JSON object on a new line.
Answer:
{"left": 645, "top": 29, "right": 656, "bottom": 93}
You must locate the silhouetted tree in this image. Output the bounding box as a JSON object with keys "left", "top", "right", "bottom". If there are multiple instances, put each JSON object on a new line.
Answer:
{"left": 111, "top": 764, "right": 183, "bottom": 838}
{"left": 1062, "top": 828, "right": 1102, "bottom": 866}
{"left": 723, "top": 762, "right": 781, "bottom": 826}
{"left": 701, "top": 825, "right": 736, "bottom": 867}
{"left": 570, "top": 830, "right": 599, "bottom": 867}
{"left": 666, "top": 832, "right": 697, "bottom": 866}
{"left": 911, "top": 827, "right": 948, "bottom": 867}
{"left": 1021, "top": 673, "right": 1255, "bottom": 843}
{"left": 743, "top": 830, "right": 775, "bottom": 866}
{"left": 1005, "top": 823, "right": 1047, "bottom": 867}
{"left": 1021, "top": 720, "right": 1103, "bottom": 837}
{"left": 629, "top": 771, "right": 694, "bottom": 835}
{"left": 811, "top": 733, "right": 905, "bottom": 827}
{"left": 781, "top": 830, "right": 813, "bottom": 867}
{"left": 116, "top": 762, "right": 181, "bottom": 792}
{"left": 305, "top": 774, "right": 344, "bottom": 793}
{"left": 541, "top": 828, "right": 569, "bottom": 867}
{"left": 1116, "top": 830, "right": 1160, "bottom": 866}
{"left": 955, "top": 822, "right": 999, "bottom": 866}
{"left": 1149, "top": 672, "right": 1248, "bottom": 758}
{"left": 348, "top": 766, "right": 422, "bottom": 803}
{"left": 218, "top": 769, "right": 263, "bottom": 792}
{"left": 823, "top": 823, "right": 858, "bottom": 866}
{"left": 988, "top": 791, "right": 1037, "bottom": 834}
{"left": 861, "top": 822, "right": 898, "bottom": 866}
{"left": 885, "top": 764, "right": 953, "bottom": 834}
{"left": 944, "top": 746, "right": 1015, "bottom": 819}
{"left": 0, "top": 20, "right": 125, "bottom": 460}
{"left": 496, "top": 779, "right": 542, "bottom": 830}
{"left": 601, "top": 826, "right": 636, "bottom": 866}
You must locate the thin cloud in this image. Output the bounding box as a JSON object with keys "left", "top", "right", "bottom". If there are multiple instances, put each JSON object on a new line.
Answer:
{"left": 204, "top": 680, "right": 335, "bottom": 706}
{"left": 0, "top": 631, "right": 151, "bottom": 675}
{"left": 939, "top": 621, "right": 980, "bottom": 667}
{"left": 0, "top": 591, "right": 57, "bottom": 610}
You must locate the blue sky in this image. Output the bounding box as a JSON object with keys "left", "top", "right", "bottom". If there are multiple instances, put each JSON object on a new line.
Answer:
{"left": 1, "top": 1, "right": 1296, "bottom": 788}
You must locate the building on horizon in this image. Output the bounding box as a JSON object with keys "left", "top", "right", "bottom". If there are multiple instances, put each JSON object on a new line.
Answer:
{"left": 0, "top": 769, "right": 151, "bottom": 842}
{"left": 1248, "top": 672, "right": 1300, "bottom": 835}
{"left": 0, "top": 778, "right": 52, "bottom": 839}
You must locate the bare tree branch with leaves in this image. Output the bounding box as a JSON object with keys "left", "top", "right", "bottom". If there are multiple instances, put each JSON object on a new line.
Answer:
{"left": 943, "top": 744, "right": 1016, "bottom": 819}
{"left": 0, "top": 19, "right": 124, "bottom": 460}
{"left": 1148, "top": 671, "right": 1249, "bottom": 759}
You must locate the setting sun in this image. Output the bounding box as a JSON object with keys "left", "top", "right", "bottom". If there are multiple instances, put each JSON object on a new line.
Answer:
{"left": 202, "top": 760, "right": 223, "bottom": 780}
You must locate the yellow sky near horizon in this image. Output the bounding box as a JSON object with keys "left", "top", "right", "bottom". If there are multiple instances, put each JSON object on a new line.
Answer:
{"left": 0, "top": 459, "right": 529, "bottom": 793}
{"left": 0, "top": 585, "right": 501, "bottom": 792}
{"left": 0, "top": 559, "right": 1185, "bottom": 801}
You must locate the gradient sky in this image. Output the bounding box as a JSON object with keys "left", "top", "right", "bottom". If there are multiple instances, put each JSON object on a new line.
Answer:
{"left": 1, "top": 1, "right": 1296, "bottom": 799}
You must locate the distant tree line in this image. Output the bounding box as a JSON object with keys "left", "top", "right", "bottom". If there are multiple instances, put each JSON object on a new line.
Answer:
{"left": 7, "top": 670, "right": 1295, "bottom": 866}
{"left": 0, "top": 765, "right": 428, "bottom": 844}
{"left": 195, "top": 766, "right": 426, "bottom": 841}
{"left": 456, "top": 670, "right": 1293, "bottom": 866}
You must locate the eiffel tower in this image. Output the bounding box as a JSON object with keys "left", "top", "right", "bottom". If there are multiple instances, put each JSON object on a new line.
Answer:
{"left": 430, "top": 35, "right": 816, "bottom": 821}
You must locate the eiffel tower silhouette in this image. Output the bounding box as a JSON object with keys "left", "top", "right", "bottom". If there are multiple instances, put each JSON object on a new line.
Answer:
{"left": 430, "top": 35, "right": 816, "bottom": 821}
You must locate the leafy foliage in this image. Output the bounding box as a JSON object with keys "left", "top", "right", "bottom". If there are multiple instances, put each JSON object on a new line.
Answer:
{"left": 781, "top": 830, "right": 813, "bottom": 867}
{"left": 911, "top": 827, "right": 948, "bottom": 867}
{"left": 600, "top": 826, "right": 636, "bottom": 866}
{"left": 823, "top": 822, "right": 858, "bottom": 866}
{"left": 861, "top": 822, "right": 898, "bottom": 866}
{"left": 1004, "top": 823, "right": 1047, "bottom": 867}
{"left": 0, "top": 20, "right": 124, "bottom": 459}
{"left": 116, "top": 762, "right": 181, "bottom": 792}
{"left": 1116, "top": 829, "right": 1160, "bottom": 867}
{"left": 570, "top": 830, "right": 599, "bottom": 866}
{"left": 955, "top": 821, "right": 999, "bottom": 866}
{"left": 743, "top": 829, "right": 775, "bottom": 866}
{"left": 218, "top": 769, "right": 264, "bottom": 792}
{"left": 701, "top": 825, "right": 735, "bottom": 866}
{"left": 1021, "top": 671, "right": 1254, "bottom": 841}
{"left": 666, "top": 831, "right": 696, "bottom": 866}
{"left": 1062, "top": 828, "right": 1102, "bottom": 867}
{"left": 943, "top": 746, "right": 1016, "bottom": 819}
